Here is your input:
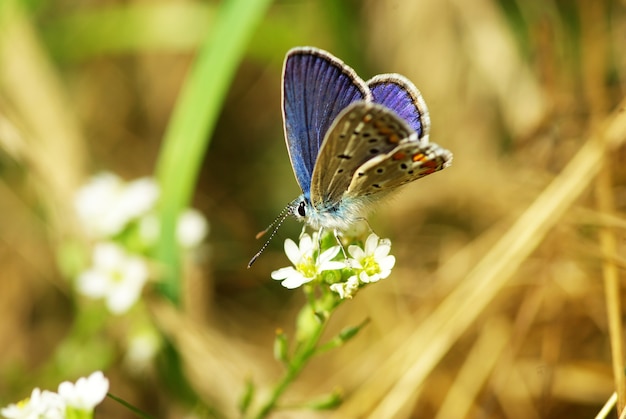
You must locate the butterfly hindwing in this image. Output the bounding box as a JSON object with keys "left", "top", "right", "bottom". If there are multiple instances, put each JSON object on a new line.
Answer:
{"left": 347, "top": 139, "right": 452, "bottom": 197}
{"left": 310, "top": 102, "right": 415, "bottom": 208}
{"left": 282, "top": 47, "right": 370, "bottom": 195}
{"left": 367, "top": 74, "right": 430, "bottom": 139}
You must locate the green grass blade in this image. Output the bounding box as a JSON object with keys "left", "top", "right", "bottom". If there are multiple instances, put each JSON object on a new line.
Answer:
{"left": 155, "top": 0, "right": 274, "bottom": 303}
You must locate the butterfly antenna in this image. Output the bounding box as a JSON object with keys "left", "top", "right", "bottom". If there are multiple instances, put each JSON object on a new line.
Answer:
{"left": 248, "top": 201, "right": 296, "bottom": 268}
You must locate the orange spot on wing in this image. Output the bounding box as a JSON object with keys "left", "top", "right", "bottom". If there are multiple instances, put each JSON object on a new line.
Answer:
{"left": 420, "top": 159, "right": 441, "bottom": 174}
{"left": 392, "top": 151, "right": 406, "bottom": 160}
{"left": 412, "top": 153, "right": 426, "bottom": 162}
{"left": 373, "top": 121, "right": 401, "bottom": 143}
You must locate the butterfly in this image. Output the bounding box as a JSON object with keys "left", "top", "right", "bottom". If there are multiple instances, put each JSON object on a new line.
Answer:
{"left": 249, "top": 47, "right": 452, "bottom": 267}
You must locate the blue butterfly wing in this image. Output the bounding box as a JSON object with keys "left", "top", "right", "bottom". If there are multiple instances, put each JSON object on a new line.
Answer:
{"left": 282, "top": 47, "right": 370, "bottom": 195}
{"left": 367, "top": 74, "right": 430, "bottom": 139}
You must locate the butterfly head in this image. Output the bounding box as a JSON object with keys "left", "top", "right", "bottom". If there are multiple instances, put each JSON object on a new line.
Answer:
{"left": 291, "top": 193, "right": 370, "bottom": 231}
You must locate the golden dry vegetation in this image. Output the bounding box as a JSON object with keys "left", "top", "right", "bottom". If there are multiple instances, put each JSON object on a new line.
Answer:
{"left": 1, "top": 0, "right": 626, "bottom": 418}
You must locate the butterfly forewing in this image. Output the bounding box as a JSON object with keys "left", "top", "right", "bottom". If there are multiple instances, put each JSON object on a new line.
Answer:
{"left": 310, "top": 102, "right": 415, "bottom": 207}
{"left": 367, "top": 74, "right": 430, "bottom": 139}
{"left": 283, "top": 47, "right": 370, "bottom": 195}
{"left": 347, "top": 140, "right": 452, "bottom": 197}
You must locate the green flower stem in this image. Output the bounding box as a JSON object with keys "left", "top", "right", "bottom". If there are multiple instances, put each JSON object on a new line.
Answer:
{"left": 106, "top": 392, "right": 154, "bottom": 419}
{"left": 254, "top": 299, "right": 332, "bottom": 419}
{"left": 255, "top": 327, "right": 325, "bottom": 418}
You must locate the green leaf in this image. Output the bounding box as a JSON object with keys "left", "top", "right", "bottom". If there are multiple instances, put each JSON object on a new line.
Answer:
{"left": 238, "top": 377, "right": 255, "bottom": 415}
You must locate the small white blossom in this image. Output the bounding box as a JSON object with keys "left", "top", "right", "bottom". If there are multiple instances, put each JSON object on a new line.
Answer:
{"left": 1, "top": 388, "right": 65, "bottom": 419}
{"left": 57, "top": 371, "right": 109, "bottom": 411}
{"left": 124, "top": 330, "right": 161, "bottom": 374}
{"left": 271, "top": 234, "right": 345, "bottom": 289}
{"left": 77, "top": 242, "right": 149, "bottom": 314}
{"left": 348, "top": 234, "right": 395, "bottom": 284}
{"left": 176, "top": 209, "right": 209, "bottom": 248}
{"left": 330, "top": 275, "right": 360, "bottom": 299}
{"left": 138, "top": 209, "right": 209, "bottom": 249}
{"left": 74, "top": 173, "right": 159, "bottom": 237}
{"left": 122, "top": 178, "right": 160, "bottom": 217}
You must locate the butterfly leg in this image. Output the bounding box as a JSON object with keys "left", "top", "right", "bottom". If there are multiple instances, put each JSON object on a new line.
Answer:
{"left": 314, "top": 227, "right": 325, "bottom": 257}
{"left": 333, "top": 229, "right": 349, "bottom": 260}
{"left": 356, "top": 217, "right": 375, "bottom": 234}
{"left": 299, "top": 224, "right": 308, "bottom": 239}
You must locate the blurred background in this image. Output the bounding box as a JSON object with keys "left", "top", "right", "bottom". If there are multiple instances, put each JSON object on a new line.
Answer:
{"left": 1, "top": 0, "right": 626, "bottom": 417}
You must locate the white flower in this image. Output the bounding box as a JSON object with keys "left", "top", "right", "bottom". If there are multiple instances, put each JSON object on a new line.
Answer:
{"left": 176, "top": 209, "right": 209, "bottom": 248}
{"left": 330, "top": 275, "right": 360, "bottom": 299}
{"left": 1, "top": 388, "right": 65, "bottom": 419}
{"left": 271, "top": 234, "right": 345, "bottom": 289}
{"left": 348, "top": 234, "right": 395, "bottom": 284}
{"left": 138, "top": 209, "right": 209, "bottom": 249}
{"left": 57, "top": 371, "right": 109, "bottom": 411}
{"left": 77, "top": 242, "right": 149, "bottom": 314}
{"left": 74, "top": 173, "right": 159, "bottom": 237}
{"left": 124, "top": 330, "right": 161, "bottom": 374}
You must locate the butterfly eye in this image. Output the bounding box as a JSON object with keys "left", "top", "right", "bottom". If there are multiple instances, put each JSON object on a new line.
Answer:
{"left": 297, "top": 201, "right": 307, "bottom": 217}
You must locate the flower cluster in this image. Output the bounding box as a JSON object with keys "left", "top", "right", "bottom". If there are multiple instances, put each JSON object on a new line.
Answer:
{"left": 77, "top": 242, "right": 149, "bottom": 314}
{"left": 271, "top": 234, "right": 345, "bottom": 289}
{"left": 73, "top": 172, "right": 209, "bottom": 314}
{"left": 271, "top": 232, "right": 395, "bottom": 299}
{"left": 74, "top": 173, "right": 159, "bottom": 238}
{"left": 1, "top": 371, "right": 109, "bottom": 419}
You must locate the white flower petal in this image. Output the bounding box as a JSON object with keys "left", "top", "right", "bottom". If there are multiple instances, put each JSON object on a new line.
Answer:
{"left": 330, "top": 276, "right": 360, "bottom": 299}
{"left": 74, "top": 173, "right": 125, "bottom": 237}
{"left": 58, "top": 371, "right": 109, "bottom": 410}
{"left": 378, "top": 255, "right": 396, "bottom": 271}
{"left": 319, "top": 260, "right": 346, "bottom": 272}
{"left": 74, "top": 174, "right": 160, "bottom": 238}
{"left": 124, "top": 330, "right": 161, "bottom": 374}
{"left": 1, "top": 388, "right": 65, "bottom": 419}
{"left": 119, "top": 178, "right": 160, "bottom": 219}
{"left": 76, "top": 270, "right": 109, "bottom": 297}
{"left": 358, "top": 271, "right": 371, "bottom": 283}
{"left": 378, "top": 270, "right": 392, "bottom": 280}
{"left": 298, "top": 234, "right": 313, "bottom": 253}
{"left": 373, "top": 244, "right": 391, "bottom": 259}
{"left": 281, "top": 272, "right": 311, "bottom": 289}
{"left": 283, "top": 239, "right": 302, "bottom": 265}
{"left": 364, "top": 234, "right": 379, "bottom": 254}
{"left": 93, "top": 242, "right": 124, "bottom": 269}
{"left": 271, "top": 267, "right": 297, "bottom": 280}
{"left": 122, "top": 258, "right": 149, "bottom": 286}
{"left": 345, "top": 258, "right": 363, "bottom": 270}
{"left": 177, "top": 208, "right": 209, "bottom": 248}
{"left": 106, "top": 285, "right": 141, "bottom": 314}
{"left": 348, "top": 245, "right": 365, "bottom": 260}
{"left": 329, "top": 283, "right": 345, "bottom": 298}
{"left": 318, "top": 245, "right": 340, "bottom": 264}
